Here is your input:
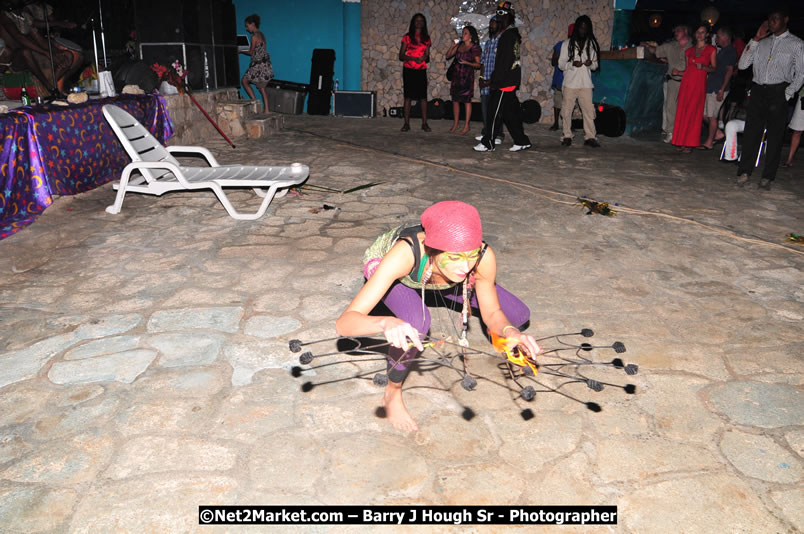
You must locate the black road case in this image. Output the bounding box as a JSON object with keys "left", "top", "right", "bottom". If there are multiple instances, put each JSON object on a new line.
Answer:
{"left": 333, "top": 91, "right": 376, "bottom": 118}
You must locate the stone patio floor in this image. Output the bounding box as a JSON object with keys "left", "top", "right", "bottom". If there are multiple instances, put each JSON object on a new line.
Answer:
{"left": 0, "top": 115, "right": 802, "bottom": 533}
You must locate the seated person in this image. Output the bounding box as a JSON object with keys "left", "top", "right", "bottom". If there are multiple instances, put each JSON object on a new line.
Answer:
{"left": 721, "top": 85, "right": 749, "bottom": 162}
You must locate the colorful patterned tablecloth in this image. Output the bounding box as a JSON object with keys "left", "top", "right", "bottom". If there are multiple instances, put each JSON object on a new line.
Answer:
{"left": 0, "top": 94, "right": 174, "bottom": 239}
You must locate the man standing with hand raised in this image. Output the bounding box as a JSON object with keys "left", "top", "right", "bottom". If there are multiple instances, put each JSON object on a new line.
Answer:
{"left": 735, "top": 6, "right": 804, "bottom": 190}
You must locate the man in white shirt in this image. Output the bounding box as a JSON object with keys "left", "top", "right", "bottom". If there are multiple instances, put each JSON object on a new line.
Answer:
{"left": 559, "top": 15, "right": 600, "bottom": 147}
{"left": 736, "top": 6, "right": 804, "bottom": 190}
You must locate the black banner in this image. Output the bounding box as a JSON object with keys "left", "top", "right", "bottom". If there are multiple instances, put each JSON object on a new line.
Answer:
{"left": 199, "top": 505, "right": 617, "bottom": 525}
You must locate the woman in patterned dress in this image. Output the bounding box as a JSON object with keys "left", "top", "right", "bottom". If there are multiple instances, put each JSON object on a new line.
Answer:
{"left": 240, "top": 14, "right": 274, "bottom": 113}
{"left": 446, "top": 26, "right": 482, "bottom": 134}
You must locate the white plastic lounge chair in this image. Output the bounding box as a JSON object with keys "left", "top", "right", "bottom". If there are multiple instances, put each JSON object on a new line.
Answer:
{"left": 102, "top": 104, "right": 309, "bottom": 220}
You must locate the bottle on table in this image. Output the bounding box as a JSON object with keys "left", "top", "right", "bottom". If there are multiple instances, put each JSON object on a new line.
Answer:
{"left": 20, "top": 86, "right": 30, "bottom": 105}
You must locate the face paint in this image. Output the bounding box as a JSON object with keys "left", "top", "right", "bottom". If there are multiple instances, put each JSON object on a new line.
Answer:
{"left": 437, "top": 248, "right": 481, "bottom": 267}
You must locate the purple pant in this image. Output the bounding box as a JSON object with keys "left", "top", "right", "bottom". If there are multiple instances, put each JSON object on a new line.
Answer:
{"left": 381, "top": 281, "right": 530, "bottom": 382}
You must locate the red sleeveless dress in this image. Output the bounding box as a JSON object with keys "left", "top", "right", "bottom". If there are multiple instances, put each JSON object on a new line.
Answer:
{"left": 672, "top": 45, "right": 715, "bottom": 148}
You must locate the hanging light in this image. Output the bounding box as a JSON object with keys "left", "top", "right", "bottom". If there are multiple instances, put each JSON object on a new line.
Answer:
{"left": 648, "top": 13, "right": 662, "bottom": 28}
{"left": 700, "top": 6, "right": 720, "bottom": 26}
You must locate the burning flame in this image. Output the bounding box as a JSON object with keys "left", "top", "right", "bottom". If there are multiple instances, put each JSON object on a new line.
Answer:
{"left": 491, "top": 332, "right": 539, "bottom": 376}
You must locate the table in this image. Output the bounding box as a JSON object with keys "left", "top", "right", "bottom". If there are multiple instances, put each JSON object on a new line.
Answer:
{"left": 0, "top": 94, "right": 174, "bottom": 239}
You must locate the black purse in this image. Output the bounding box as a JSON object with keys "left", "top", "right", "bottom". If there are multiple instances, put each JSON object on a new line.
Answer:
{"left": 446, "top": 58, "right": 458, "bottom": 81}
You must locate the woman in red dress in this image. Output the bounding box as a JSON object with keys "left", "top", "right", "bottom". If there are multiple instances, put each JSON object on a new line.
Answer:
{"left": 672, "top": 24, "right": 717, "bottom": 153}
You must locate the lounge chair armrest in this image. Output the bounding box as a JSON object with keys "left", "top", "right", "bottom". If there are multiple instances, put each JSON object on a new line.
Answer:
{"left": 166, "top": 146, "right": 220, "bottom": 167}
{"left": 123, "top": 160, "right": 192, "bottom": 187}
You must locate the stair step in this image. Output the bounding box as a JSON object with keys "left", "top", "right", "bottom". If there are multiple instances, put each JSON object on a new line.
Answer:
{"left": 246, "top": 114, "right": 285, "bottom": 138}
{"left": 215, "top": 100, "right": 261, "bottom": 121}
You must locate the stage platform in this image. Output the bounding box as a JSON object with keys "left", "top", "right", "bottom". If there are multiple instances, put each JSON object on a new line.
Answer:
{"left": 0, "top": 94, "right": 173, "bottom": 239}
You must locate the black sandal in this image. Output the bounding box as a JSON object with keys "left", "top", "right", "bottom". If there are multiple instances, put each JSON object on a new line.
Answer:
{"left": 422, "top": 123, "right": 431, "bottom": 132}
{"left": 400, "top": 123, "right": 410, "bottom": 132}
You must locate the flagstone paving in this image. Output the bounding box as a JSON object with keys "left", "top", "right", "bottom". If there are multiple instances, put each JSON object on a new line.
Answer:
{"left": 0, "top": 115, "right": 802, "bottom": 533}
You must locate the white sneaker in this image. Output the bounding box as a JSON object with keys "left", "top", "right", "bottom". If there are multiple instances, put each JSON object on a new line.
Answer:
{"left": 475, "top": 135, "right": 484, "bottom": 141}
{"left": 509, "top": 144, "right": 531, "bottom": 152}
{"left": 473, "top": 143, "right": 493, "bottom": 152}
{"left": 494, "top": 137, "right": 503, "bottom": 145}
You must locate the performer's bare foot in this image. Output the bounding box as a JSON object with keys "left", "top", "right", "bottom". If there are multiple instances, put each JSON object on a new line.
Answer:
{"left": 383, "top": 383, "right": 418, "bottom": 431}
{"left": 449, "top": 123, "right": 459, "bottom": 133}
{"left": 459, "top": 125, "right": 470, "bottom": 135}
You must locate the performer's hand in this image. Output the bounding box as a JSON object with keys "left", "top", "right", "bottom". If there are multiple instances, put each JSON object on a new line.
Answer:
{"left": 381, "top": 317, "right": 424, "bottom": 351}
{"left": 573, "top": 60, "right": 583, "bottom": 68}
{"left": 584, "top": 59, "right": 592, "bottom": 66}
{"left": 504, "top": 330, "right": 541, "bottom": 360}
{"left": 717, "top": 89, "right": 724, "bottom": 101}
{"left": 671, "top": 68, "right": 681, "bottom": 76}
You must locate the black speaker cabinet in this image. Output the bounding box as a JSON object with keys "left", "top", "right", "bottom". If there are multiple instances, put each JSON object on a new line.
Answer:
{"left": 135, "top": 0, "right": 235, "bottom": 44}
{"left": 140, "top": 43, "right": 238, "bottom": 89}
{"left": 428, "top": 98, "right": 445, "bottom": 120}
{"left": 216, "top": 45, "right": 240, "bottom": 88}
{"left": 594, "top": 104, "right": 626, "bottom": 137}
{"left": 333, "top": 91, "right": 375, "bottom": 118}
{"left": 136, "top": 0, "right": 237, "bottom": 89}
{"left": 521, "top": 99, "right": 542, "bottom": 124}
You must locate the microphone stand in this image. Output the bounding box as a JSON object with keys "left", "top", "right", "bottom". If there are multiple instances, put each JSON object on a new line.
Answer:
{"left": 41, "top": 1, "right": 59, "bottom": 98}
{"left": 91, "top": 17, "right": 100, "bottom": 83}
{"left": 98, "top": 0, "right": 107, "bottom": 69}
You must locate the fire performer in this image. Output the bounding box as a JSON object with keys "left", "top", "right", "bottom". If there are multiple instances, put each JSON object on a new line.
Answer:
{"left": 336, "top": 201, "right": 540, "bottom": 431}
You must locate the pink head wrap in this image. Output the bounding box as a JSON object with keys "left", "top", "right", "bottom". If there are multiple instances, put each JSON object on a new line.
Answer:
{"left": 421, "top": 201, "right": 483, "bottom": 252}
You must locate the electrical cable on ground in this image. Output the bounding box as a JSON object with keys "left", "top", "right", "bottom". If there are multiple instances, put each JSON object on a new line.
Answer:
{"left": 287, "top": 128, "right": 803, "bottom": 257}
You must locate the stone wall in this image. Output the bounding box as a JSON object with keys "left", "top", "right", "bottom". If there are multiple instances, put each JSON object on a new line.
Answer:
{"left": 161, "top": 89, "right": 239, "bottom": 145}
{"left": 162, "top": 89, "right": 285, "bottom": 144}
{"left": 361, "top": 0, "right": 613, "bottom": 121}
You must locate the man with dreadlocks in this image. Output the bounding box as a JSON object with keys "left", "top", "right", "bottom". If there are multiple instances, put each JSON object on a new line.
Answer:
{"left": 336, "top": 201, "right": 540, "bottom": 431}
{"left": 559, "top": 15, "right": 601, "bottom": 148}
{"left": 474, "top": 2, "right": 531, "bottom": 152}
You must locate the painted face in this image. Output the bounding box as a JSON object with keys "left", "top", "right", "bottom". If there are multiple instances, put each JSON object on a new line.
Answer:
{"left": 435, "top": 248, "right": 481, "bottom": 282}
